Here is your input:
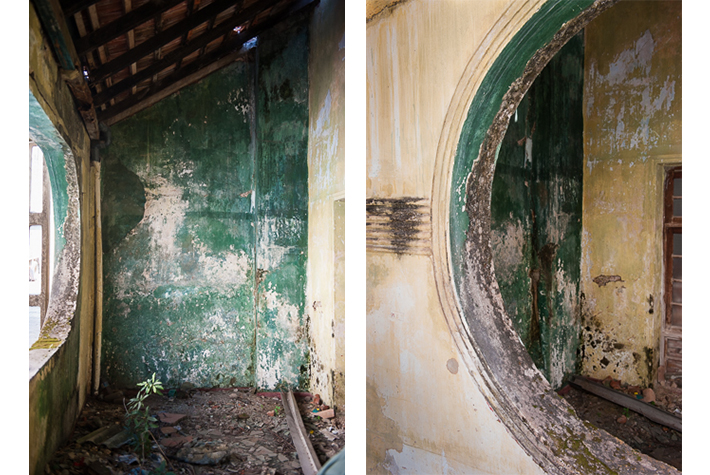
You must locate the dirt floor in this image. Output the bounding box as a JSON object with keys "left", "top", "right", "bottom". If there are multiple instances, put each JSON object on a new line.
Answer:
{"left": 559, "top": 377, "right": 682, "bottom": 471}
{"left": 44, "top": 385, "right": 345, "bottom": 475}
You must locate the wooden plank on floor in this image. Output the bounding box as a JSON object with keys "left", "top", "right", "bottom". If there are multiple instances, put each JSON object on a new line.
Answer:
{"left": 569, "top": 375, "right": 681, "bottom": 432}
{"left": 281, "top": 390, "right": 321, "bottom": 475}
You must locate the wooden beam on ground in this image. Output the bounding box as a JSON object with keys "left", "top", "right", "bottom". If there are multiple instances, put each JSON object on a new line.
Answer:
{"left": 73, "top": 0, "right": 184, "bottom": 56}
{"left": 569, "top": 375, "right": 682, "bottom": 432}
{"left": 281, "top": 390, "right": 321, "bottom": 475}
{"left": 88, "top": 0, "right": 242, "bottom": 85}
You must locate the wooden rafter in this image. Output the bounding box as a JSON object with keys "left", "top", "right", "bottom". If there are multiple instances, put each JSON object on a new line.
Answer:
{"left": 43, "top": 0, "right": 316, "bottom": 133}
{"left": 123, "top": 0, "right": 138, "bottom": 95}
{"left": 91, "top": 0, "right": 280, "bottom": 107}
{"left": 72, "top": 0, "right": 184, "bottom": 56}
{"left": 97, "top": 0, "right": 314, "bottom": 123}
{"left": 61, "top": 0, "right": 100, "bottom": 18}
{"left": 88, "top": 0, "right": 242, "bottom": 85}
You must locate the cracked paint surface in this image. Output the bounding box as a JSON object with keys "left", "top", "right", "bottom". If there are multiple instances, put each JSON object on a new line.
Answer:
{"left": 580, "top": 1, "right": 681, "bottom": 386}
{"left": 491, "top": 33, "right": 584, "bottom": 389}
{"left": 306, "top": 0, "right": 345, "bottom": 408}
{"left": 101, "top": 16, "right": 310, "bottom": 390}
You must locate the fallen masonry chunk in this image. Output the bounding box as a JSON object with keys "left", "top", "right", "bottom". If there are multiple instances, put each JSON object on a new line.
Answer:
{"left": 158, "top": 412, "right": 186, "bottom": 424}
{"left": 160, "top": 435, "right": 193, "bottom": 448}
{"left": 313, "top": 409, "right": 335, "bottom": 419}
{"left": 642, "top": 388, "right": 655, "bottom": 403}
{"left": 175, "top": 440, "right": 229, "bottom": 465}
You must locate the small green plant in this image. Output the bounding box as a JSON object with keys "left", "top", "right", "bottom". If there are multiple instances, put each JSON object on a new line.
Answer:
{"left": 623, "top": 407, "right": 630, "bottom": 417}
{"left": 274, "top": 405, "right": 281, "bottom": 416}
{"left": 125, "top": 373, "right": 164, "bottom": 459}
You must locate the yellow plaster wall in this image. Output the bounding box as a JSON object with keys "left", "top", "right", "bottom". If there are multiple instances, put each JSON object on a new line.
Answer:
{"left": 29, "top": 4, "right": 95, "bottom": 474}
{"left": 367, "top": 0, "right": 548, "bottom": 472}
{"left": 580, "top": 1, "right": 681, "bottom": 386}
{"left": 307, "top": 0, "right": 346, "bottom": 408}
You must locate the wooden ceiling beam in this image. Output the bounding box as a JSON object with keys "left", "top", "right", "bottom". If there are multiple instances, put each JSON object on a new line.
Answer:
{"left": 91, "top": 0, "right": 279, "bottom": 106}
{"left": 34, "top": 0, "right": 82, "bottom": 70}
{"left": 74, "top": 0, "right": 185, "bottom": 56}
{"left": 88, "top": 0, "right": 242, "bottom": 85}
{"left": 123, "top": 0, "right": 139, "bottom": 95}
{"left": 60, "top": 0, "right": 100, "bottom": 18}
{"left": 101, "top": 49, "right": 248, "bottom": 125}
{"left": 98, "top": 0, "right": 315, "bottom": 124}
{"left": 175, "top": 0, "right": 197, "bottom": 70}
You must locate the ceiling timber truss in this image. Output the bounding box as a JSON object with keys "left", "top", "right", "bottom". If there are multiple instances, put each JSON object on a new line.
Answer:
{"left": 32, "top": 0, "right": 315, "bottom": 137}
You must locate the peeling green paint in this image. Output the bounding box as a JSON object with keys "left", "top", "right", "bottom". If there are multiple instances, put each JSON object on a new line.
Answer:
{"left": 30, "top": 91, "right": 70, "bottom": 263}
{"left": 255, "top": 17, "right": 310, "bottom": 390}
{"left": 101, "top": 17, "right": 310, "bottom": 391}
{"left": 491, "top": 33, "right": 585, "bottom": 389}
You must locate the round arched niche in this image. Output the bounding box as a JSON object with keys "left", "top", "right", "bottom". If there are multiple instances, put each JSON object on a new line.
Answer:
{"left": 431, "top": 0, "right": 678, "bottom": 473}
{"left": 29, "top": 89, "right": 82, "bottom": 376}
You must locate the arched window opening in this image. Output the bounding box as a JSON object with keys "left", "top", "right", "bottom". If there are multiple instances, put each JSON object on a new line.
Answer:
{"left": 29, "top": 89, "right": 82, "bottom": 374}
{"left": 29, "top": 141, "right": 55, "bottom": 347}
{"left": 434, "top": 0, "right": 682, "bottom": 472}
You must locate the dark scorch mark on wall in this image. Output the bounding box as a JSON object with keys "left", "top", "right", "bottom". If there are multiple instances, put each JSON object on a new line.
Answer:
{"left": 366, "top": 197, "right": 431, "bottom": 255}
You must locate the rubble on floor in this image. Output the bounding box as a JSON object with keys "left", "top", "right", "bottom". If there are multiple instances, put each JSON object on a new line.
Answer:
{"left": 559, "top": 376, "right": 681, "bottom": 471}
{"left": 44, "top": 385, "right": 345, "bottom": 475}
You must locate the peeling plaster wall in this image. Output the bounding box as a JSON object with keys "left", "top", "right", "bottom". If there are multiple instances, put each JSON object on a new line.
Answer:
{"left": 306, "top": 0, "right": 345, "bottom": 409}
{"left": 367, "top": 0, "right": 548, "bottom": 473}
{"left": 29, "top": 3, "right": 96, "bottom": 474}
{"left": 101, "top": 61, "right": 258, "bottom": 389}
{"left": 491, "top": 33, "right": 585, "bottom": 389}
{"left": 580, "top": 1, "right": 681, "bottom": 386}
{"left": 101, "top": 17, "right": 310, "bottom": 390}
{"left": 255, "top": 16, "right": 311, "bottom": 390}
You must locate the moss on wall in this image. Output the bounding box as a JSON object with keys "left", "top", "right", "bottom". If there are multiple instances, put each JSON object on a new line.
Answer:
{"left": 492, "top": 33, "right": 585, "bottom": 388}
{"left": 255, "top": 15, "right": 311, "bottom": 390}
{"left": 101, "top": 16, "right": 311, "bottom": 391}
{"left": 101, "top": 60, "right": 257, "bottom": 388}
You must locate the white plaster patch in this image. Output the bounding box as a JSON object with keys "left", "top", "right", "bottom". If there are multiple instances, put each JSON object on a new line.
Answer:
{"left": 490, "top": 221, "right": 525, "bottom": 281}
{"left": 196, "top": 249, "right": 251, "bottom": 290}
{"left": 257, "top": 217, "right": 303, "bottom": 270}
{"left": 262, "top": 289, "right": 301, "bottom": 337}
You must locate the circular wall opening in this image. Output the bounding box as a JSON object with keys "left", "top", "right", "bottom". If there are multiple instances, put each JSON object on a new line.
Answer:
{"left": 29, "top": 90, "right": 82, "bottom": 376}
{"left": 432, "top": 0, "right": 678, "bottom": 473}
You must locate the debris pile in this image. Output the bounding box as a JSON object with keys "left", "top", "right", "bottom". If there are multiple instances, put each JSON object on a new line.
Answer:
{"left": 44, "top": 385, "right": 345, "bottom": 475}
{"left": 559, "top": 376, "right": 681, "bottom": 471}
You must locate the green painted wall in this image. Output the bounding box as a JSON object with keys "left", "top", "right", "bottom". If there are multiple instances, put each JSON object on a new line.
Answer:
{"left": 101, "top": 17, "right": 310, "bottom": 390}
{"left": 254, "top": 17, "right": 311, "bottom": 390}
{"left": 491, "top": 33, "right": 585, "bottom": 389}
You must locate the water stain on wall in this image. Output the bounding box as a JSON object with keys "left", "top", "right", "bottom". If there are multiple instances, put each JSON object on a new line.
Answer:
{"left": 101, "top": 15, "right": 311, "bottom": 390}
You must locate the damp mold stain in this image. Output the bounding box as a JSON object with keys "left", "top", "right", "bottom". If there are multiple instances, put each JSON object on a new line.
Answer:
{"left": 101, "top": 16, "right": 311, "bottom": 390}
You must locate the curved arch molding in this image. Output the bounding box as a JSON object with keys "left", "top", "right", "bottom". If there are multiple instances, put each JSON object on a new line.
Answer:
{"left": 432, "top": 0, "right": 679, "bottom": 473}
{"left": 29, "top": 90, "right": 81, "bottom": 368}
